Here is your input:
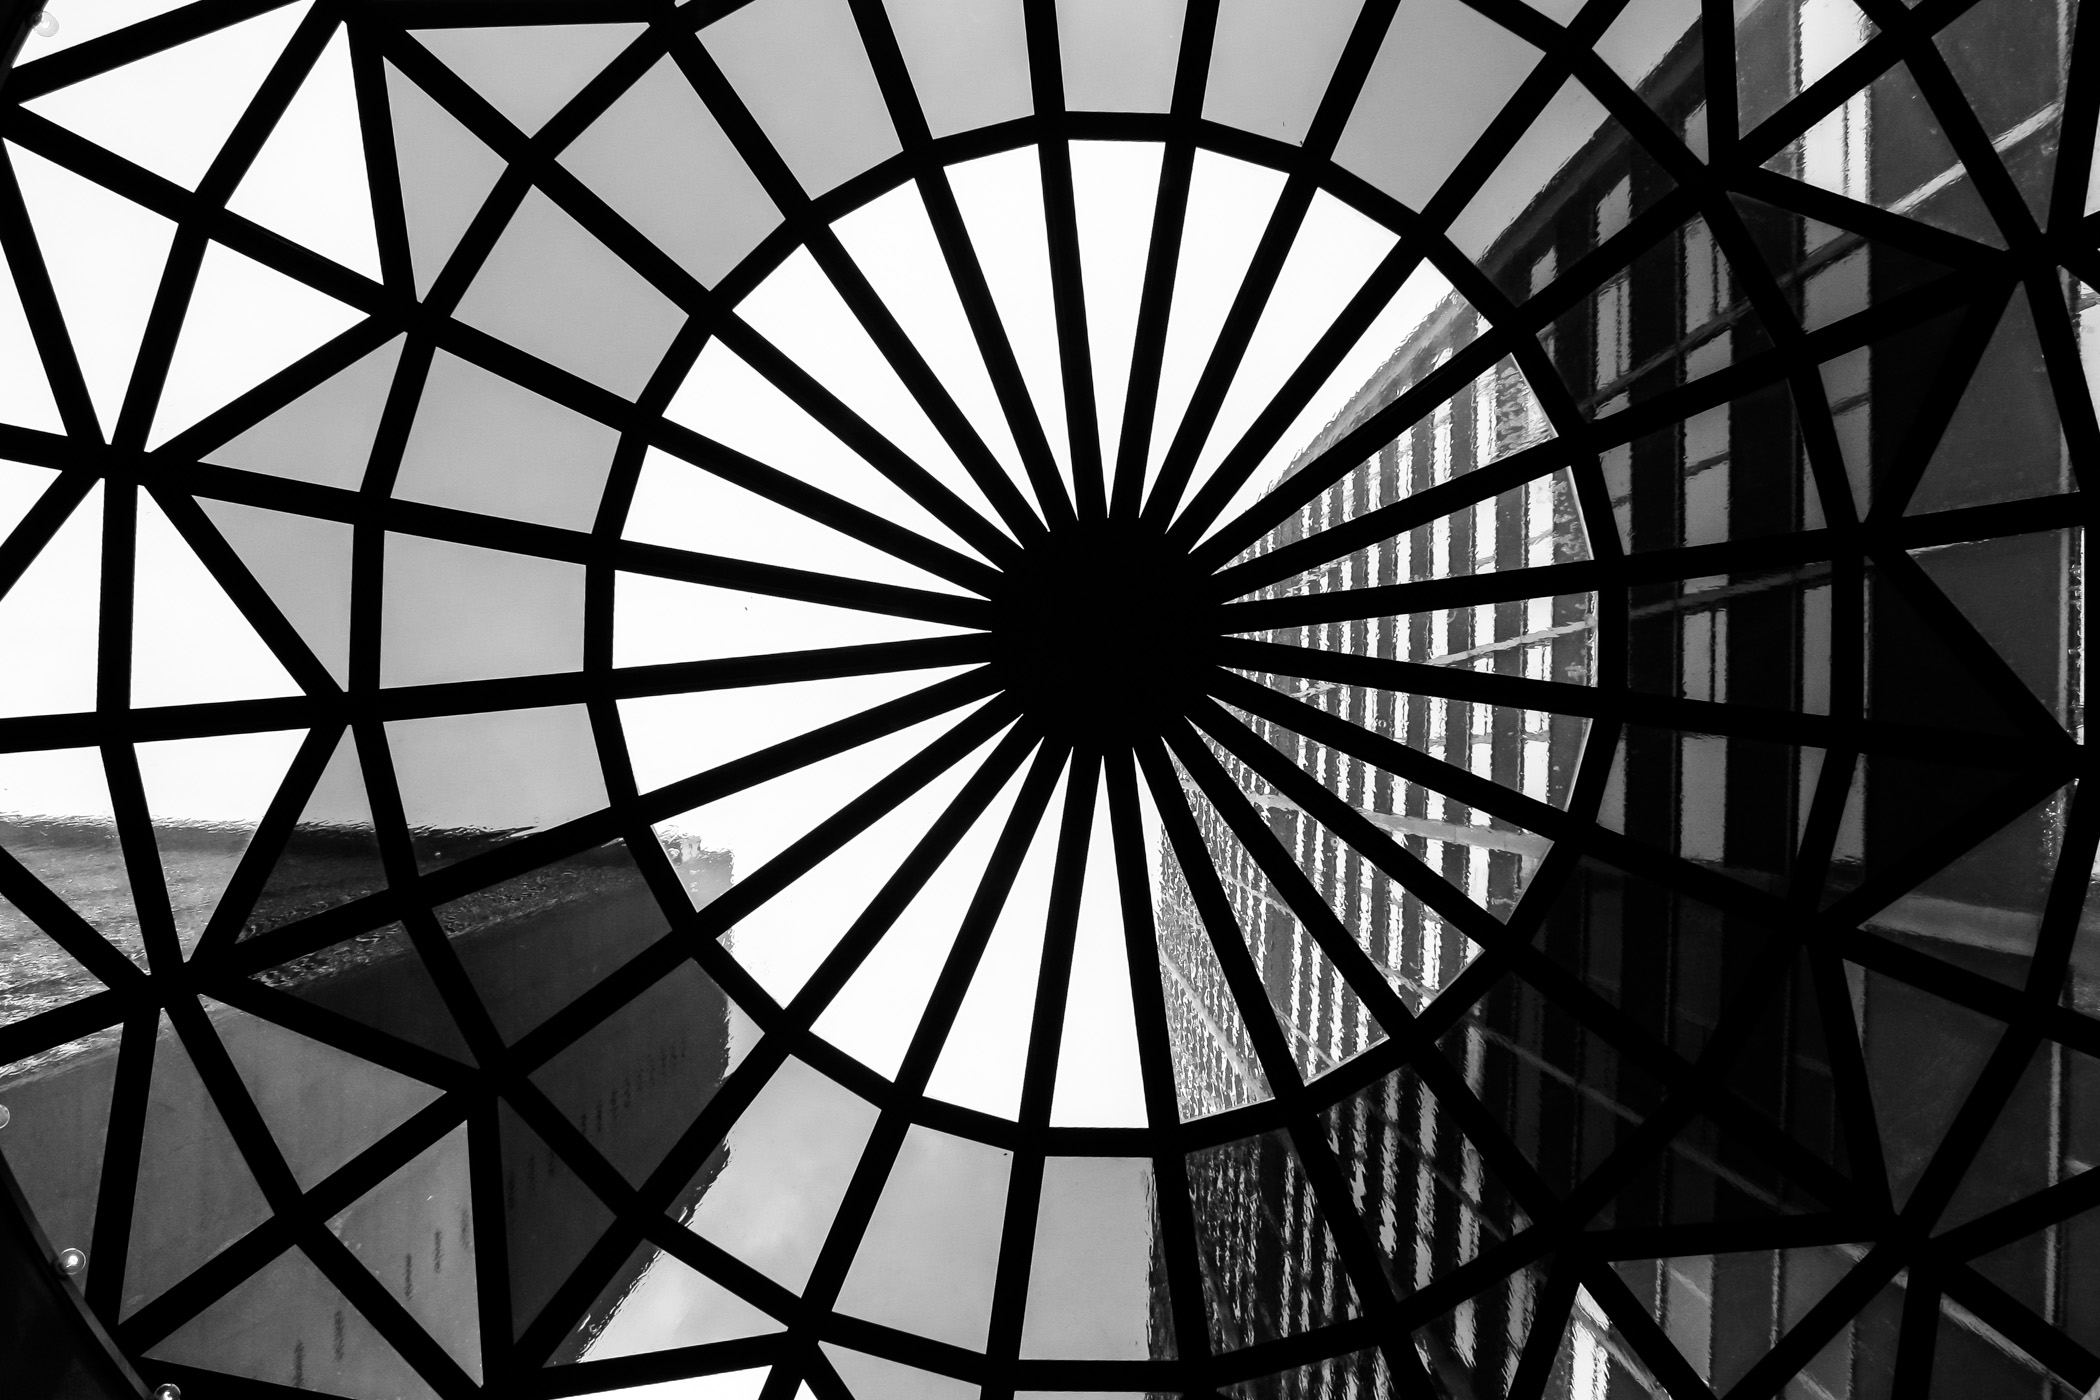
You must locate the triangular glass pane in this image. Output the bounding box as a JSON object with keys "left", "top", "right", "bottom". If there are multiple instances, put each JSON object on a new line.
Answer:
{"left": 0, "top": 744, "right": 142, "bottom": 968}
{"left": 1857, "top": 963, "right": 2004, "bottom": 1209}
{"left": 679, "top": 1055, "right": 879, "bottom": 1294}
{"left": 150, "top": 239, "right": 366, "bottom": 447}
{"left": 806, "top": 743, "right": 1029, "bottom": 1083}
{"left": 144, "top": 1244, "right": 443, "bottom": 1399}
{"left": 821, "top": 1344, "right": 974, "bottom": 1400}
{"left": 23, "top": 2, "right": 309, "bottom": 190}
{"left": 453, "top": 186, "right": 684, "bottom": 399}
{"left": 330, "top": 1123, "right": 481, "bottom": 1380}
{"left": 735, "top": 246, "right": 1003, "bottom": 547}
{"left": 379, "top": 533, "right": 583, "bottom": 688}
{"left": 1187, "top": 1125, "right": 1361, "bottom": 1351}
{"left": 1050, "top": 771, "right": 1145, "bottom": 1127}
{"left": 210, "top": 996, "right": 441, "bottom": 1191}
{"left": 228, "top": 27, "right": 381, "bottom": 278}
{"left": 0, "top": 237, "right": 62, "bottom": 430}
{"left": 914, "top": 764, "right": 1068, "bottom": 1117}
{"left": 528, "top": 959, "right": 745, "bottom": 1186}
{"left": 203, "top": 334, "right": 403, "bottom": 489}
{"left": 136, "top": 726, "right": 306, "bottom": 954}
{"left": 1909, "top": 530, "right": 2072, "bottom": 724}
{"left": 384, "top": 60, "right": 509, "bottom": 295}
{"left": 559, "top": 1242, "right": 781, "bottom": 1363}
{"left": 244, "top": 729, "right": 387, "bottom": 937}
{"left": 394, "top": 350, "right": 618, "bottom": 531}
{"left": 8, "top": 142, "right": 176, "bottom": 434}
{"left": 1333, "top": 0, "right": 1542, "bottom": 211}
{"left": 1910, "top": 293, "right": 2069, "bottom": 514}
{"left": 834, "top": 180, "right": 1030, "bottom": 503}
{"left": 700, "top": 0, "right": 900, "bottom": 197}
{"left": 384, "top": 705, "right": 608, "bottom": 870}
{"left": 835, "top": 1125, "right": 1011, "bottom": 1350}
{"left": 414, "top": 23, "right": 645, "bottom": 135}
{"left": 499, "top": 1099, "right": 613, "bottom": 1339}
{"left": 132, "top": 492, "right": 302, "bottom": 708}
{"left": 0, "top": 477, "right": 99, "bottom": 719}
{"left": 260, "top": 922, "right": 473, "bottom": 1065}
{"left": 0, "top": 1002, "right": 116, "bottom": 1288}
{"left": 1935, "top": 0, "right": 2064, "bottom": 229}
{"left": 124, "top": 1013, "right": 272, "bottom": 1318}
{"left": 1019, "top": 1156, "right": 1174, "bottom": 1359}
{"left": 197, "top": 497, "right": 354, "bottom": 687}
{"left": 1863, "top": 783, "right": 2067, "bottom": 992}
{"left": 560, "top": 55, "right": 780, "bottom": 287}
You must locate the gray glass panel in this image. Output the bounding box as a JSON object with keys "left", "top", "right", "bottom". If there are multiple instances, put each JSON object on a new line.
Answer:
{"left": 384, "top": 62, "right": 508, "bottom": 297}
{"left": 330, "top": 1126, "right": 482, "bottom": 1381}
{"left": 835, "top": 1125, "right": 1011, "bottom": 1348}
{"left": 1204, "top": 0, "right": 1363, "bottom": 145}
{"left": 883, "top": 0, "right": 1033, "bottom": 138}
{"left": 1055, "top": 0, "right": 1184, "bottom": 113}
{"left": 394, "top": 351, "right": 619, "bottom": 531}
{"left": 1019, "top": 1156, "right": 1170, "bottom": 1358}
{"left": 203, "top": 336, "right": 403, "bottom": 489}
{"left": 413, "top": 23, "right": 644, "bottom": 135}
{"left": 379, "top": 535, "right": 584, "bottom": 689}
{"left": 703, "top": 0, "right": 902, "bottom": 196}
{"left": 559, "top": 56, "right": 782, "bottom": 287}
{"left": 385, "top": 706, "right": 608, "bottom": 860}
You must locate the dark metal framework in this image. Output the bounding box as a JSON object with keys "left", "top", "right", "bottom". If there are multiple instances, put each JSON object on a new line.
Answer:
{"left": 0, "top": 0, "right": 2092, "bottom": 1396}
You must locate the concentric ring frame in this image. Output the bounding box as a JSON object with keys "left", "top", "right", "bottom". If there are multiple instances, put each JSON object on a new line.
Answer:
{"left": 0, "top": 0, "right": 2096, "bottom": 1397}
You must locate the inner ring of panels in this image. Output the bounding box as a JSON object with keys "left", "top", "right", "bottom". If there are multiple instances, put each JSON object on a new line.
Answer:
{"left": 0, "top": 0, "right": 2095, "bottom": 1399}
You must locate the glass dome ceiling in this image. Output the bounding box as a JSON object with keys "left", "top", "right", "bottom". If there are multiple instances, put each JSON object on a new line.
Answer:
{"left": 0, "top": 0, "right": 2094, "bottom": 1397}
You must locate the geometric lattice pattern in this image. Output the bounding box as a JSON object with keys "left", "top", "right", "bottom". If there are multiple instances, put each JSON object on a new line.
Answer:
{"left": 0, "top": 1, "right": 2094, "bottom": 1398}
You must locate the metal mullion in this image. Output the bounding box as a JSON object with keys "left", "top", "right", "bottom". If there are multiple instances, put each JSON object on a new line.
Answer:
{"left": 977, "top": 752, "right": 1097, "bottom": 1394}
{"left": 147, "top": 486, "right": 337, "bottom": 694}
{"left": 1220, "top": 558, "right": 1601, "bottom": 630}
{"left": 345, "top": 15, "right": 414, "bottom": 294}
{"left": 1933, "top": 1149, "right": 2100, "bottom": 1263}
{"left": 188, "top": 722, "right": 339, "bottom": 959}
{"left": 0, "top": 841, "right": 147, "bottom": 987}
{"left": 1105, "top": 29, "right": 1211, "bottom": 518}
{"left": 378, "top": 30, "right": 1018, "bottom": 572}
{"left": 1939, "top": 1260, "right": 2100, "bottom": 1389}
{"left": 5, "top": 0, "right": 295, "bottom": 99}
{"left": 1216, "top": 635, "right": 2035, "bottom": 770}
{"left": 153, "top": 316, "right": 395, "bottom": 465}
{"left": 540, "top": 1338, "right": 788, "bottom": 1400}
{"left": 1101, "top": 749, "right": 1215, "bottom": 1373}
{"left": 0, "top": 986, "right": 126, "bottom": 1067}
{"left": 1729, "top": 162, "right": 2001, "bottom": 273}
{"left": 202, "top": 975, "right": 474, "bottom": 1094}
{"left": 1838, "top": 926, "right": 2100, "bottom": 1064}
{"left": 1138, "top": 0, "right": 1401, "bottom": 529}
{"left": 1165, "top": 239, "right": 1432, "bottom": 550}
{"left": 1502, "top": 1250, "right": 1580, "bottom": 1400}
{"left": 0, "top": 463, "right": 90, "bottom": 598}
{"left": 1020, "top": 0, "right": 1106, "bottom": 522}
{"left": 666, "top": 13, "right": 1045, "bottom": 551}
{"left": 1869, "top": 281, "right": 2020, "bottom": 521}
{"left": 0, "top": 142, "right": 98, "bottom": 436}
{"left": 1576, "top": 1258, "right": 1720, "bottom": 1400}
{"left": 83, "top": 1009, "right": 159, "bottom": 1318}
{"left": 829, "top": 0, "right": 1076, "bottom": 530}
{"left": 1851, "top": 0, "right": 2048, "bottom": 250}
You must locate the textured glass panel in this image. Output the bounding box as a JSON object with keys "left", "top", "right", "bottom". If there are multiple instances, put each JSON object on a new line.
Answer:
{"left": 1186, "top": 1128, "right": 1361, "bottom": 1350}
{"left": 1019, "top": 1156, "right": 1173, "bottom": 1358}
{"left": 330, "top": 1125, "right": 482, "bottom": 1382}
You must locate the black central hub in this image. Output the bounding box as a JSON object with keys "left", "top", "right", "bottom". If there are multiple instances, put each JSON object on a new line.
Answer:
{"left": 989, "top": 520, "right": 1212, "bottom": 746}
